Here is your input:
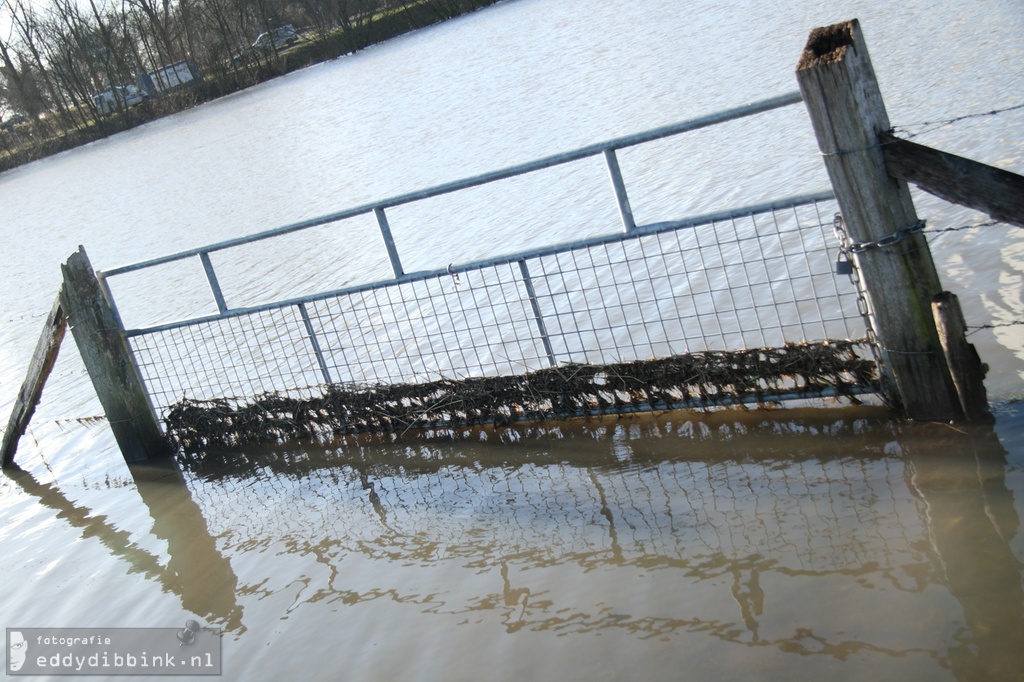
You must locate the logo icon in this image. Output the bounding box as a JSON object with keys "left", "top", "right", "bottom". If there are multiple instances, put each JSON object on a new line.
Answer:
{"left": 9, "top": 631, "right": 27, "bottom": 671}
{"left": 176, "top": 621, "right": 201, "bottom": 646}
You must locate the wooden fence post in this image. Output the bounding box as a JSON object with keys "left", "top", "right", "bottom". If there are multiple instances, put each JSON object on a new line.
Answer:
{"left": 60, "top": 246, "right": 168, "bottom": 462}
{"left": 796, "top": 19, "right": 963, "bottom": 421}
{"left": 1, "top": 292, "right": 66, "bottom": 468}
{"left": 932, "top": 292, "right": 992, "bottom": 424}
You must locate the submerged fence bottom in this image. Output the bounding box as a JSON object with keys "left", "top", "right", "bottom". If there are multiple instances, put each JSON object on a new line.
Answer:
{"left": 165, "top": 338, "right": 879, "bottom": 454}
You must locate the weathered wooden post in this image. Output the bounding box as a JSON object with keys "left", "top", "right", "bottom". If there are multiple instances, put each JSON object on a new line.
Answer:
{"left": 60, "top": 246, "right": 168, "bottom": 462}
{"left": 796, "top": 19, "right": 963, "bottom": 421}
{"left": 932, "top": 292, "right": 992, "bottom": 423}
{"left": 1, "top": 292, "right": 66, "bottom": 468}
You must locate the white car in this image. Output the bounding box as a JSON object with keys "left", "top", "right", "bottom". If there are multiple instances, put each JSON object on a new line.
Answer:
{"left": 92, "top": 85, "right": 146, "bottom": 116}
{"left": 253, "top": 25, "right": 299, "bottom": 50}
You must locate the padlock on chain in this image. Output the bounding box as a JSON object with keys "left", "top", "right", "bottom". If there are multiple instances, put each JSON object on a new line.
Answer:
{"left": 834, "top": 251, "right": 854, "bottom": 276}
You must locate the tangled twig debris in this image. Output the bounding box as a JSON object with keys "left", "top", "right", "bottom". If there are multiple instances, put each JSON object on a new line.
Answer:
{"left": 164, "top": 339, "right": 878, "bottom": 453}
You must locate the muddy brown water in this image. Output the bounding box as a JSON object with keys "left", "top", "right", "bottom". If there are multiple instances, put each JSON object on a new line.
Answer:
{"left": 1, "top": 0, "right": 1023, "bottom": 679}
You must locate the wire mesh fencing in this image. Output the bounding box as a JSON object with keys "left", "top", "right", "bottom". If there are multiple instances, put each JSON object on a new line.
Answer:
{"left": 126, "top": 193, "right": 872, "bottom": 431}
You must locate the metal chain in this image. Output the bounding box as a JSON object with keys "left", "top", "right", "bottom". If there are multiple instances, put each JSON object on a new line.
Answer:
{"left": 831, "top": 210, "right": 1023, "bottom": 415}
{"left": 836, "top": 214, "right": 1024, "bottom": 398}
{"left": 833, "top": 213, "right": 889, "bottom": 393}
{"left": 846, "top": 219, "right": 927, "bottom": 253}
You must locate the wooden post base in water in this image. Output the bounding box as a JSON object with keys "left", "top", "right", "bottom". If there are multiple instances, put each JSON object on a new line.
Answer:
{"left": 932, "top": 292, "right": 992, "bottom": 424}
{"left": 60, "top": 246, "right": 168, "bottom": 462}
{"left": 1, "top": 292, "right": 66, "bottom": 468}
{"left": 796, "top": 19, "right": 962, "bottom": 422}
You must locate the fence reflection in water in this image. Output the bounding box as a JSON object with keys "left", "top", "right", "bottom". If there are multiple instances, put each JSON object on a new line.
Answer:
{"left": 171, "top": 412, "right": 1022, "bottom": 677}
{"left": 186, "top": 422, "right": 917, "bottom": 578}
{"left": 14, "top": 407, "right": 1016, "bottom": 677}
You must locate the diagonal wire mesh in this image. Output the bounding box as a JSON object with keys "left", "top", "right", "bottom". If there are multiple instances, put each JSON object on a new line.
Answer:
{"left": 126, "top": 196, "right": 868, "bottom": 422}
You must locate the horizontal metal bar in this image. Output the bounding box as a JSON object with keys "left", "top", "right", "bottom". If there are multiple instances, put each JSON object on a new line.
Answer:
{"left": 122, "top": 191, "right": 833, "bottom": 338}
{"left": 442, "top": 190, "right": 836, "bottom": 275}
{"left": 627, "top": 190, "right": 836, "bottom": 237}
{"left": 99, "top": 92, "right": 803, "bottom": 278}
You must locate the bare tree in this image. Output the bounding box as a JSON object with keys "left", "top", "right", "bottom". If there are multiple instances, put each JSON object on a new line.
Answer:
{"left": 0, "top": 44, "right": 48, "bottom": 121}
{"left": 5, "top": 0, "right": 88, "bottom": 134}
{"left": 0, "top": 0, "right": 501, "bottom": 169}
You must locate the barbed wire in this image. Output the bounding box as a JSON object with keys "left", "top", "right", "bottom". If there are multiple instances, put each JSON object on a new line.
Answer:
{"left": 832, "top": 214, "right": 1023, "bottom": 357}
{"left": 967, "top": 320, "right": 1024, "bottom": 336}
{"left": 921, "top": 219, "right": 1024, "bottom": 241}
{"left": 892, "top": 102, "right": 1024, "bottom": 139}
{"left": 835, "top": 216, "right": 1017, "bottom": 254}
{"left": 52, "top": 416, "right": 108, "bottom": 426}
{"left": 919, "top": 221, "right": 1024, "bottom": 335}
{"left": 3, "top": 309, "right": 52, "bottom": 325}
{"left": 924, "top": 219, "right": 1004, "bottom": 235}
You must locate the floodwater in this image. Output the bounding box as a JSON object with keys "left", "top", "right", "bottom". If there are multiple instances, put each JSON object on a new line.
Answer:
{"left": 1, "top": 0, "right": 1024, "bottom": 679}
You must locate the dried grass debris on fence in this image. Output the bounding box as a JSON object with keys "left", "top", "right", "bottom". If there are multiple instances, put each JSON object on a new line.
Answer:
{"left": 164, "top": 339, "right": 878, "bottom": 453}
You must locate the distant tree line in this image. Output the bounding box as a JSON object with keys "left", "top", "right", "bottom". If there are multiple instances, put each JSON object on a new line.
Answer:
{"left": 0, "top": 0, "right": 501, "bottom": 170}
